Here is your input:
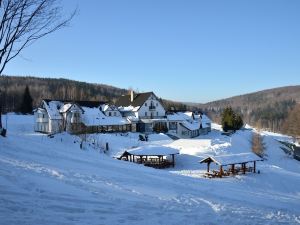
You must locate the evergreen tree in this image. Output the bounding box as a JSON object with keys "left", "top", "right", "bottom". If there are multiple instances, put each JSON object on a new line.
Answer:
{"left": 221, "top": 106, "right": 243, "bottom": 131}
{"left": 20, "top": 86, "right": 33, "bottom": 114}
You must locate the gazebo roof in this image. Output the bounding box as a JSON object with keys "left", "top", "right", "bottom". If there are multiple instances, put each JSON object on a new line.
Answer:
{"left": 200, "top": 152, "right": 263, "bottom": 166}
{"left": 126, "top": 145, "right": 179, "bottom": 156}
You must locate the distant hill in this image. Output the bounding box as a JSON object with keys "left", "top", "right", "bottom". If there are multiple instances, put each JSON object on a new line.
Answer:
{"left": 0, "top": 75, "right": 190, "bottom": 112}
{"left": 200, "top": 86, "right": 300, "bottom": 134}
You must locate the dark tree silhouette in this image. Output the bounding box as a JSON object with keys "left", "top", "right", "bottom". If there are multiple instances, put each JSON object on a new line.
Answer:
{"left": 19, "top": 86, "right": 33, "bottom": 114}
{"left": 221, "top": 106, "right": 243, "bottom": 131}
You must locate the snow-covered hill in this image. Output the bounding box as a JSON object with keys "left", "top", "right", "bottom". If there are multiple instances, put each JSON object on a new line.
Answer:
{"left": 1, "top": 115, "right": 300, "bottom": 225}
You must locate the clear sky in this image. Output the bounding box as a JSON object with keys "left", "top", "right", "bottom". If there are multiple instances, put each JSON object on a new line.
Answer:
{"left": 4, "top": 0, "right": 300, "bottom": 103}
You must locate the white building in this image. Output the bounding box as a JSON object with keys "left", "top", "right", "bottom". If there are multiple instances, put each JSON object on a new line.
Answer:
{"left": 34, "top": 94, "right": 212, "bottom": 138}
{"left": 115, "top": 91, "right": 167, "bottom": 133}
{"left": 167, "top": 112, "right": 211, "bottom": 139}
{"left": 115, "top": 91, "right": 165, "bottom": 119}
{"left": 34, "top": 100, "right": 131, "bottom": 134}
{"left": 34, "top": 100, "right": 63, "bottom": 134}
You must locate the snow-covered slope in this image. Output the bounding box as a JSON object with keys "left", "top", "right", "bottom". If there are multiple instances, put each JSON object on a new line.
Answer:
{"left": 1, "top": 115, "right": 300, "bottom": 225}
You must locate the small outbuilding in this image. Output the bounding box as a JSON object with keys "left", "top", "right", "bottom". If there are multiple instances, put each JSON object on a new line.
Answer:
{"left": 119, "top": 145, "right": 179, "bottom": 169}
{"left": 200, "top": 152, "right": 263, "bottom": 178}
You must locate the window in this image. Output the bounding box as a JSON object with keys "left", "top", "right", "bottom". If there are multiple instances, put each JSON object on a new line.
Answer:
{"left": 145, "top": 112, "right": 147, "bottom": 116}
{"left": 109, "top": 112, "right": 112, "bottom": 116}
{"left": 156, "top": 112, "right": 158, "bottom": 116}
{"left": 145, "top": 103, "right": 147, "bottom": 106}
{"left": 156, "top": 103, "right": 158, "bottom": 107}
{"left": 42, "top": 114, "right": 45, "bottom": 118}
{"left": 114, "top": 112, "right": 117, "bottom": 116}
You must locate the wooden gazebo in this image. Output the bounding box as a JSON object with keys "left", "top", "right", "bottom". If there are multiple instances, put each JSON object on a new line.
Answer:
{"left": 118, "top": 145, "right": 179, "bottom": 169}
{"left": 200, "top": 152, "right": 263, "bottom": 178}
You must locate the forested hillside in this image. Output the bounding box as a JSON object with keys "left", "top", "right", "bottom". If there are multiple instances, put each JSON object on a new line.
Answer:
{"left": 0, "top": 76, "right": 189, "bottom": 112}
{"left": 0, "top": 76, "right": 128, "bottom": 111}
{"left": 200, "top": 86, "right": 300, "bottom": 135}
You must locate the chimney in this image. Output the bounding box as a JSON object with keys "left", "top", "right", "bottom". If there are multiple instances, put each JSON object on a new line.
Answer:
{"left": 130, "top": 90, "right": 134, "bottom": 102}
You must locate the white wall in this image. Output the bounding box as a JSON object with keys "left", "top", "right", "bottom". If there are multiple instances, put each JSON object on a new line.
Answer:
{"left": 138, "top": 94, "right": 166, "bottom": 119}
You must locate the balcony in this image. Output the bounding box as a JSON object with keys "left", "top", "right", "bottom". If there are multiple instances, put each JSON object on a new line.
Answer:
{"left": 149, "top": 105, "right": 156, "bottom": 110}
{"left": 36, "top": 117, "right": 48, "bottom": 123}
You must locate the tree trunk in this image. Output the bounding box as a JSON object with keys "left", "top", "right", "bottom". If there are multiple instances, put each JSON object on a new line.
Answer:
{"left": 0, "top": 105, "right": 2, "bottom": 128}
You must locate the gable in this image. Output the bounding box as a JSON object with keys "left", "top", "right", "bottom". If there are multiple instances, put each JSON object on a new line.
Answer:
{"left": 115, "top": 92, "right": 155, "bottom": 107}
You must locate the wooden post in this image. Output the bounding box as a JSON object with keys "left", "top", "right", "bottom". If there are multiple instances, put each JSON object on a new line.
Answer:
{"left": 220, "top": 165, "right": 223, "bottom": 178}
{"left": 243, "top": 163, "right": 246, "bottom": 174}
{"left": 254, "top": 161, "right": 256, "bottom": 173}
{"left": 106, "top": 142, "right": 109, "bottom": 152}
{"left": 140, "top": 156, "right": 143, "bottom": 164}
{"left": 207, "top": 162, "right": 211, "bottom": 172}
{"left": 231, "top": 164, "right": 235, "bottom": 174}
{"left": 172, "top": 154, "right": 175, "bottom": 167}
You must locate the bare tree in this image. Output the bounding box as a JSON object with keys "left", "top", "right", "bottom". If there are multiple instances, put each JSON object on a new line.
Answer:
{"left": 0, "top": 0, "right": 76, "bottom": 74}
{"left": 252, "top": 132, "right": 266, "bottom": 158}
{"left": 0, "top": 0, "right": 75, "bottom": 131}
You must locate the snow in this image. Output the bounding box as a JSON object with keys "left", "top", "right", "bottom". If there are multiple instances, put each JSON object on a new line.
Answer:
{"left": 44, "top": 100, "right": 63, "bottom": 119}
{"left": 81, "top": 107, "right": 129, "bottom": 126}
{"left": 1, "top": 115, "right": 300, "bottom": 225}
{"left": 200, "top": 152, "right": 263, "bottom": 166}
{"left": 127, "top": 145, "right": 179, "bottom": 156}
{"left": 180, "top": 121, "right": 200, "bottom": 131}
{"left": 167, "top": 113, "right": 186, "bottom": 121}
{"left": 59, "top": 103, "right": 72, "bottom": 113}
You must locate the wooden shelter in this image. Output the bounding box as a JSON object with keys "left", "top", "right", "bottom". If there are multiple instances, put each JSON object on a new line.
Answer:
{"left": 118, "top": 145, "right": 179, "bottom": 169}
{"left": 200, "top": 153, "right": 263, "bottom": 178}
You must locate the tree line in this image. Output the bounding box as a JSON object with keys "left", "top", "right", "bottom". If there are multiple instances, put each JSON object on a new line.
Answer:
{"left": 0, "top": 76, "right": 192, "bottom": 113}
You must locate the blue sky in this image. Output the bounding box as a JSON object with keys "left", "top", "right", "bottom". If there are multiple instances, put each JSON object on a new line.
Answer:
{"left": 4, "top": 0, "right": 300, "bottom": 103}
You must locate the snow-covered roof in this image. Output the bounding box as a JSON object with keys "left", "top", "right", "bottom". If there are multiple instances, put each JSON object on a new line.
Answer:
{"left": 180, "top": 121, "right": 200, "bottom": 131}
{"left": 183, "top": 112, "right": 193, "bottom": 118}
{"left": 118, "top": 105, "right": 140, "bottom": 112}
{"left": 127, "top": 116, "right": 139, "bottom": 122}
{"left": 167, "top": 113, "right": 186, "bottom": 121}
{"left": 59, "top": 103, "right": 73, "bottom": 113}
{"left": 200, "top": 153, "right": 263, "bottom": 166}
{"left": 43, "top": 100, "right": 63, "bottom": 120}
{"left": 201, "top": 114, "right": 211, "bottom": 124}
{"left": 82, "top": 107, "right": 129, "bottom": 126}
{"left": 100, "top": 104, "right": 110, "bottom": 112}
{"left": 177, "top": 112, "right": 193, "bottom": 121}
{"left": 127, "top": 145, "right": 179, "bottom": 156}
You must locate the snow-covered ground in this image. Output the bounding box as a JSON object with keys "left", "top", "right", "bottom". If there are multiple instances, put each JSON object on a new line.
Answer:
{"left": 1, "top": 115, "right": 300, "bottom": 225}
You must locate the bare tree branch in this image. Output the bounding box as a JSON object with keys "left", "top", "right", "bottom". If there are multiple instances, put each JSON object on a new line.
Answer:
{"left": 0, "top": 0, "right": 76, "bottom": 129}
{"left": 0, "top": 0, "right": 76, "bottom": 75}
